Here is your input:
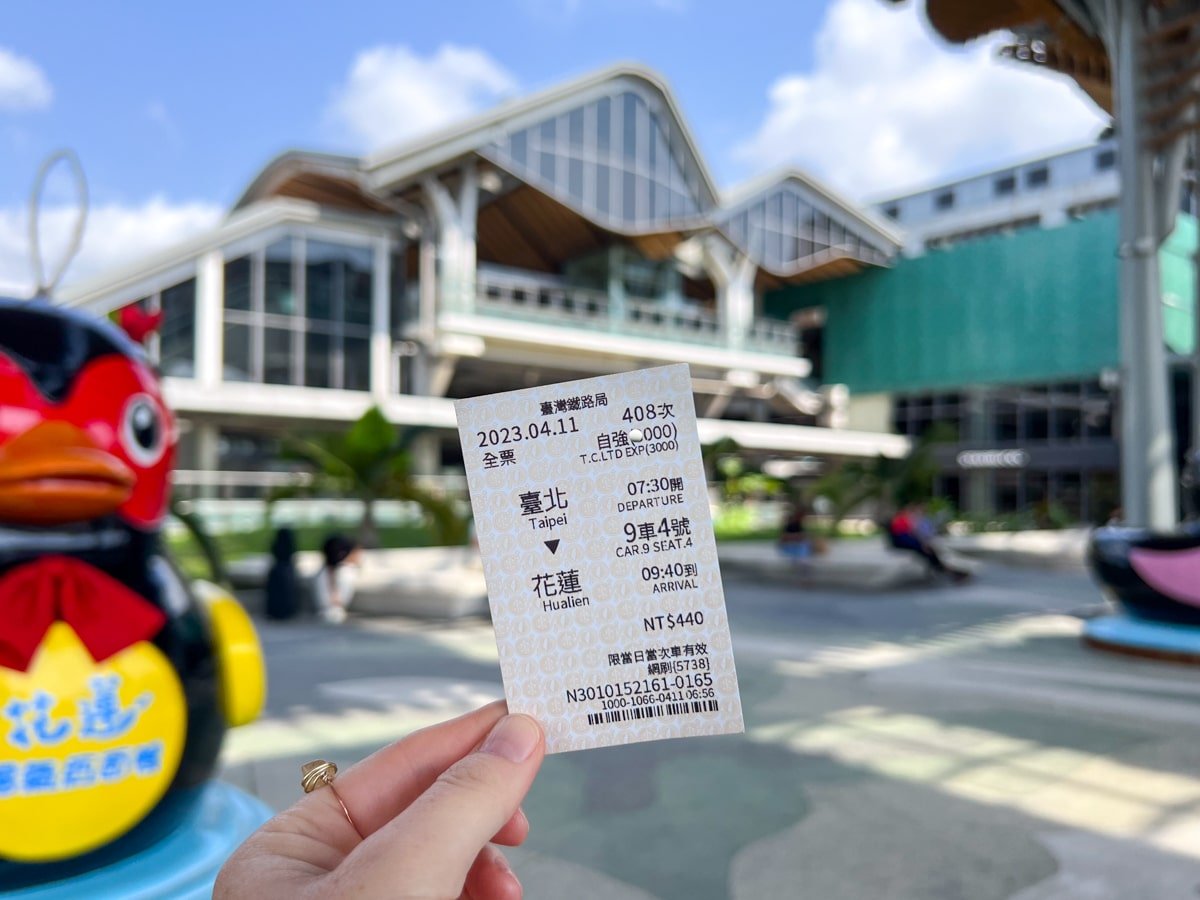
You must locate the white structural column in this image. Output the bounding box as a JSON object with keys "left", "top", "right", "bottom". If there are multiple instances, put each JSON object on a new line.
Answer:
{"left": 405, "top": 233, "right": 440, "bottom": 397}
{"left": 1193, "top": 135, "right": 1200, "bottom": 458}
{"left": 701, "top": 236, "right": 757, "bottom": 352}
{"left": 607, "top": 244, "right": 627, "bottom": 332}
{"left": 195, "top": 249, "right": 224, "bottom": 390}
{"left": 419, "top": 235, "right": 438, "bottom": 342}
{"left": 1109, "top": 0, "right": 1179, "bottom": 528}
{"left": 1194, "top": 222, "right": 1200, "bottom": 458}
{"left": 370, "top": 235, "right": 392, "bottom": 399}
{"left": 192, "top": 422, "right": 220, "bottom": 482}
{"left": 422, "top": 160, "right": 479, "bottom": 314}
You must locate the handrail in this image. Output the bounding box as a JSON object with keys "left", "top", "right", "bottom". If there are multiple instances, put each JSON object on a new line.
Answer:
{"left": 173, "top": 470, "right": 315, "bottom": 487}
{"left": 474, "top": 269, "right": 797, "bottom": 355}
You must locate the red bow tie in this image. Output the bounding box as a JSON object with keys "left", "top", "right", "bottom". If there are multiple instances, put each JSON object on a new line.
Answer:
{"left": 0, "top": 556, "right": 166, "bottom": 672}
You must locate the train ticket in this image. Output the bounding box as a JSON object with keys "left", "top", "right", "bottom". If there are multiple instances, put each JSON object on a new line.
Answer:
{"left": 455, "top": 364, "right": 743, "bottom": 753}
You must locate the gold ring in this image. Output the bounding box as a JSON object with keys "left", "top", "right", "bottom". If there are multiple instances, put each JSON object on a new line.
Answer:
{"left": 300, "top": 759, "right": 338, "bottom": 792}
{"left": 300, "top": 759, "right": 363, "bottom": 840}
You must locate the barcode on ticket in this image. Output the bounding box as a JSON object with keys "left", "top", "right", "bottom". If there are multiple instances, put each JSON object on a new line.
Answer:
{"left": 586, "top": 700, "right": 719, "bottom": 726}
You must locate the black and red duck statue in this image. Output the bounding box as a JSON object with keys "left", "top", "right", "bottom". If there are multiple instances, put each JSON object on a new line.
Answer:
{"left": 1087, "top": 452, "right": 1200, "bottom": 656}
{"left": 0, "top": 296, "right": 269, "bottom": 890}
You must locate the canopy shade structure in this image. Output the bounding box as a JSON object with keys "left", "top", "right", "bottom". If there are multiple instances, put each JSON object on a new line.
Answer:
{"left": 893, "top": 0, "right": 1200, "bottom": 140}
{"left": 902, "top": 0, "right": 1114, "bottom": 112}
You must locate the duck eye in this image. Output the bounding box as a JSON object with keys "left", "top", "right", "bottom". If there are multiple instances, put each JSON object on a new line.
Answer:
{"left": 122, "top": 394, "right": 165, "bottom": 466}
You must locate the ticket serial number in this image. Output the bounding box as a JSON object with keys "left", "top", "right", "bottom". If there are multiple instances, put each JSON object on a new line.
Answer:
{"left": 565, "top": 673, "right": 714, "bottom": 703}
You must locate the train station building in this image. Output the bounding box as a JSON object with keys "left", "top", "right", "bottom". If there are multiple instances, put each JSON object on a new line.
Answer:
{"left": 60, "top": 64, "right": 1195, "bottom": 522}
{"left": 60, "top": 64, "right": 909, "bottom": 501}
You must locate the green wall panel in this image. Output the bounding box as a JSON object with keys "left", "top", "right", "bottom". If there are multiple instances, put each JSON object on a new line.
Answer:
{"left": 767, "top": 211, "right": 1196, "bottom": 394}
{"left": 1162, "top": 213, "right": 1197, "bottom": 356}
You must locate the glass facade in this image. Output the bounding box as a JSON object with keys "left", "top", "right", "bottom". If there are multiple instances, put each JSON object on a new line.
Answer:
{"left": 222, "top": 234, "right": 374, "bottom": 390}
{"left": 893, "top": 378, "right": 1119, "bottom": 522}
{"left": 484, "top": 89, "right": 710, "bottom": 232}
{"left": 892, "top": 380, "right": 1115, "bottom": 446}
{"left": 716, "top": 181, "right": 890, "bottom": 275}
{"left": 159, "top": 279, "right": 196, "bottom": 376}
{"left": 124, "top": 276, "right": 197, "bottom": 377}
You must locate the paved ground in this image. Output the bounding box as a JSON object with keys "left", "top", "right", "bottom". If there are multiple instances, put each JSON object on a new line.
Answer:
{"left": 219, "top": 562, "right": 1200, "bottom": 899}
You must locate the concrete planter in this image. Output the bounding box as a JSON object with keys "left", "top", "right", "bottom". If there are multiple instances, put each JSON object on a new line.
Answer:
{"left": 226, "top": 545, "right": 489, "bottom": 619}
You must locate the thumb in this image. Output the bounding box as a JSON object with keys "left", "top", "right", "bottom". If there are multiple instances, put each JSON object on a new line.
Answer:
{"left": 336, "top": 713, "right": 545, "bottom": 897}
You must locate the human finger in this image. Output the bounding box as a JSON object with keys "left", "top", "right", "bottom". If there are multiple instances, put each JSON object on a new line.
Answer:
{"left": 334, "top": 714, "right": 544, "bottom": 898}
{"left": 491, "top": 806, "right": 529, "bottom": 847}
{"left": 294, "top": 700, "right": 509, "bottom": 844}
{"left": 463, "top": 844, "right": 522, "bottom": 900}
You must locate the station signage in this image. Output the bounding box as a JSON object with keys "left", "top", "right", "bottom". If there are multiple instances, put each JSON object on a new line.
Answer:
{"left": 955, "top": 449, "right": 1030, "bottom": 469}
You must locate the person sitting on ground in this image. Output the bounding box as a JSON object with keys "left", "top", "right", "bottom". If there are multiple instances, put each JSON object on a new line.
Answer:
{"left": 778, "top": 503, "right": 815, "bottom": 564}
{"left": 888, "top": 502, "right": 970, "bottom": 583}
{"left": 314, "top": 533, "right": 363, "bottom": 624}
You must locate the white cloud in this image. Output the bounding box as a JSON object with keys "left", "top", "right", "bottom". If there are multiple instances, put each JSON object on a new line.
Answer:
{"left": 327, "top": 44, "right": 518, "bottom": 151}
{"left": 733, "top": 0, "right": 1108, "bottom": 200}
{"left": 146, "top": 100, "right": 183, "bottom": 146}
{"left": 0, "top": 197, "right": 222, "bottom": 297}
{"left": 0, "top": 48, "right": 52, "bottom": 111}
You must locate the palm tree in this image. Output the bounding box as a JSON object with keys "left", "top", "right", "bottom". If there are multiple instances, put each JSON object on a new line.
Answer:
{"left": 702, "top": 436, "right": 786, "bottom": 503}
{"left": 282, "top": 406, "right": 467, "bottom": 548}
{"left": 169, "top": 494, "right": 231, "bottom": 587}
{"left": 810, "top": 424, "right": 952, "bottom": 529}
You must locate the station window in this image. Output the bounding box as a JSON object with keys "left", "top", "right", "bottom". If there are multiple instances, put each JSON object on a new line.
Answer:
{"left": 488, "top": 89, "right": 703, "bottom": 231}
{"left": 927, "top": 393, "right": 961, "bottom": 441}
{"left": 224, "top": 256, "right": 252, "bottom": 311}
{"left": 158, "top": 279, "right": 196, "bottom": 377}
{"left": 221, "top": 234, "right": 378, "bottom": 391}
{"left": 993, "top": 174, "right": 1016, "bottom": 196}
{"left": 118, "top": 277, "right": 196, "bottom": 378}
{"left": 1050, "top": 383, "right": 1083, "bottom": 442}
{"left": 1025, "top": 166, "right": 1050, "bottom": 189}
{"left": 1083, "top": 381, "right": 1114, "bottom": 440}
{"left": 1021, "top": 385, "right": 1049, "bottom": 441}
{"left": 994, "top": 471, "right": 1020, "bottom": 513}
{"left": 935, "top": 190, "right": 955, "bottom": 211}
{"left": 990, "top": 398, "right": 1019, "bottom": 442}
{"left": 892, "top": 396, "right": 909, "bottom": 434}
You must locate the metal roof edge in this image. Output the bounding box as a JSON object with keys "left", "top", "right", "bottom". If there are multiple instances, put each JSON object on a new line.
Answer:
{"left": 362, "top": 61, "right": 722, "bottom": 209}
{"left": 231, "top": 150, "right": 366, "bottom": 212}
{"left": 57, "top": 199, "right": 324, "bottom": 307}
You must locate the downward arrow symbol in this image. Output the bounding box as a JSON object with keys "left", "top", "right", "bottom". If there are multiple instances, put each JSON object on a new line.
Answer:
{"left": 544, "top": 539, "right": 560, "bottom": 554}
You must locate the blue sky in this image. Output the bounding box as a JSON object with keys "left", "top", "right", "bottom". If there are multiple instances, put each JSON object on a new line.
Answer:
{"left": 0, "top": 0, "right": 1107, "bottom": 292}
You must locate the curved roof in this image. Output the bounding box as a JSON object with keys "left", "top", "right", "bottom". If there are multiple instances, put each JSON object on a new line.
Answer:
{"left": 230, "top": 63, "right": 898, "bottom": 278}
{"left": 234, "top": 151, "right": 390, "bottom": 214}
{"left": 716, "top": 168, "right": 902, "bottom": 279}
{"left": 363, "top": 63, "right": 721, "bottom": 212}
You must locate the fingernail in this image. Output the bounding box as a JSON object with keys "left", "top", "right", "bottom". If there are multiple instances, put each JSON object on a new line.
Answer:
{"left": 481, "top": 714, "right": 541, "bottom": 763}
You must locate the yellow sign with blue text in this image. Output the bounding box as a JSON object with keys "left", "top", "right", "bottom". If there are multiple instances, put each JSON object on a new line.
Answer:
{"left": 0, "top": 622, "right": 186, "bottom": 861}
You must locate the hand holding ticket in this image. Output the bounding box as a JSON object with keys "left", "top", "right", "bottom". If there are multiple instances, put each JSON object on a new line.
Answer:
{"left": 455, "top": 364, "right": 744, "bottom": 753}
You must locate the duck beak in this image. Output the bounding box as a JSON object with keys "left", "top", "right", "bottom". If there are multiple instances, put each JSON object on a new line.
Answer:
{"left": 0, "top": 422, "right": 134, "bottom": 525}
